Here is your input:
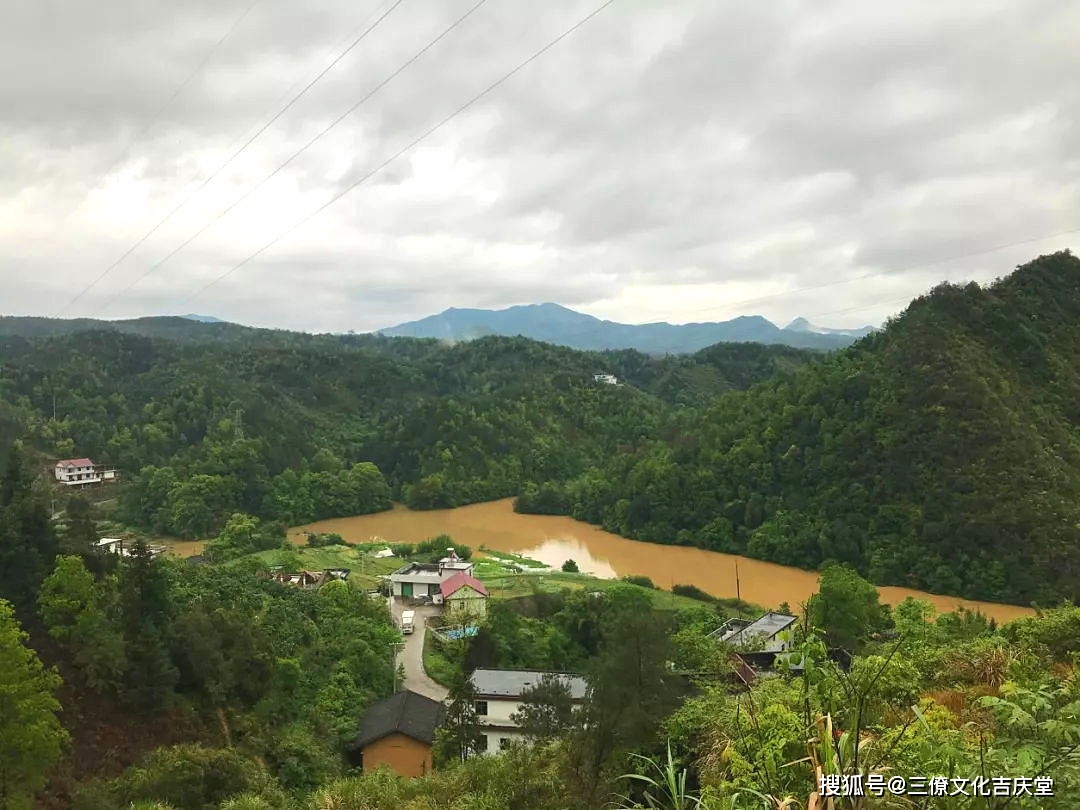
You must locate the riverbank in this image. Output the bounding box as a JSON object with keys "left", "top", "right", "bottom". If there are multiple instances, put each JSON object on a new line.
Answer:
{"left": 290, "top": 498, "right": 1036, "bottom": 624}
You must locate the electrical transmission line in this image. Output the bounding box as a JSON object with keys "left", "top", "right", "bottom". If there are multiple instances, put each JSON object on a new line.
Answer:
{"left": 54, "top": 0, "right": 407, "bottom": 317}
{"left": 91, "top": 0, "right": 491, "bottom": 316}
{"left": 176, "top": 0, "right": 621, "bottom": 308}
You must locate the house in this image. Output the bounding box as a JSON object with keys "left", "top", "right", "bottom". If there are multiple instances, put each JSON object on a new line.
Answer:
{"left": 347, "top": 690, "right": 445, "bottom": 778}
{"left": 267, "top": 569, "right": 349, "bottom": 589}
{"left": 439, "top": 571, "right": 489, "bottom": 618}
{"left": 95, "top": 537, "right": 125, "bottom": 555}
{"left": 54, "top": 458, "right": 119, "bottom": 486}
{"left": 470, "top": 668, "right": 588, "bottom": 756}
{"left": 709, "top": 611, "right": 798, "bottom": 653}
{"left": 592, "top": 373, "right": 618, "bottom": 385}
{"left": 389, "top": 550, "right": 475, "bottom": 600}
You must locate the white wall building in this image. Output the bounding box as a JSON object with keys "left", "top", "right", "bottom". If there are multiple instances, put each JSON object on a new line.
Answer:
{"left": 388, "top": 549, "right": 474, "bottom": 600}
{"left": 592, "top": 373, "right": 618, "bottom": 385}
{"left": 470, "top": 668, "right": 588, "bottom": 756}
{"left": 54, "top": 458, "right": 118, "bottom": 486}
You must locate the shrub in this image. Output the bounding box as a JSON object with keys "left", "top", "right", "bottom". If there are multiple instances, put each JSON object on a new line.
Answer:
{"left": 621, "top": 575, "right": 656, "bottom": 589}
{"left": 562, "top": 559, "right": 579, "bottom": 573}
{"left": 672, "top": 583, "right": 715, "bottom": 602}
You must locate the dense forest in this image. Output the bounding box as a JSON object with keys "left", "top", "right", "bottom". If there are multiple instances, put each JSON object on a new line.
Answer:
{"left": 540, "top": 252, "right": 1080, "bottom": 604}
{"left": 2, "top": 252, "right": 1080, "bottom": 603}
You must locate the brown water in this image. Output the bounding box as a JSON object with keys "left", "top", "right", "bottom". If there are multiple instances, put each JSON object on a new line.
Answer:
{"left": 290, "top": 499, "right": 1035, "bottom": 624}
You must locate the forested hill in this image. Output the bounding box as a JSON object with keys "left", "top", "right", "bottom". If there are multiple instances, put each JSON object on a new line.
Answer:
{"left": 551, "top": 252, "right": 1080, "bottom": 604}
{"left": 0, "top": 326, "right": 814, "bottom": 537}
{"left": 4, "top": 252, "right": 1079, "bottom": 604}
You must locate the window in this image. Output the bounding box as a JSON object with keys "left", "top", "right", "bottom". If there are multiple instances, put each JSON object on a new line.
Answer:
{"left": 499, "top": 737, "right": 512, "bottom": 750}
{"left": 475, "top": 735, "right": 488, "bottom": 753}
{"left": 475, "top": 700, "right": 488, "bottom": 716}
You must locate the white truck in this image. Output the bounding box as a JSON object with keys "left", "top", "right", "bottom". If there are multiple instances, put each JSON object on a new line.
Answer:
{"left": 400, "top": 609, "right": 415, "bottom": 635}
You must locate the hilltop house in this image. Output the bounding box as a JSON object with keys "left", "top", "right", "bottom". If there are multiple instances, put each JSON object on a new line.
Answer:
{"left": 439, "top": 571, "right": 489, "bottom": 618}
{"left": 54, "top": 458, "right": 118, "bottom": 486}
{"left": 348, "top": 690, "right": 445, "bottom": 777}
{"left": 388, "top": 549, "right": 474, "bottom": 600}
{"left": 470, "top": 668, "right": 588, "bottom": 755}
{"left": 593, "top": 373, "right": 618, "bottom": 385}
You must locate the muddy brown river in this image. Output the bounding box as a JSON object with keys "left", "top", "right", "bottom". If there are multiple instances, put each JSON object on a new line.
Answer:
{"left": 289, "top": 498, "right": 1035, "bottom": 624}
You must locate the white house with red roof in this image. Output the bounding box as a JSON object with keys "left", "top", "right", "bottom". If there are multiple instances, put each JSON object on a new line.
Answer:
{"left": 439, "top": 571, "right": 489, "bottom": 618}
{"left": 54, "top": 457, "right": 117, "bottom": 486}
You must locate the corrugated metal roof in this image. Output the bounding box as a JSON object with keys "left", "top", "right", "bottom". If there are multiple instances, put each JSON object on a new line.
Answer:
{"left": 471, "top": 668, "right": 588, "bottom": 700}
{"left": 716, "top": 612, "right": 797, "bottom": 648}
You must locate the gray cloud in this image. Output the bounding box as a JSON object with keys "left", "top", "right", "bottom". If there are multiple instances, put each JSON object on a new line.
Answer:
{"left": 1, "top": 0, "right": 1078, "bottom": 334}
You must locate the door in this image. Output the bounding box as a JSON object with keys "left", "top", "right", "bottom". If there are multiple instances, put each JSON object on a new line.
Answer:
{"left": 402, "top": 582, "right": 413, "bottom": 597}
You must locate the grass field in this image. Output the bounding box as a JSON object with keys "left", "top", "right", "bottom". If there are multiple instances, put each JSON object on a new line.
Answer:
{"left": 477, "top": 569, "right": 757, "bottom": 613}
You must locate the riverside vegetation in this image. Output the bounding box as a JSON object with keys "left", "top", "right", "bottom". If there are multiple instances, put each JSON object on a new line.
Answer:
{"left": 1, "top": 252, "right": 1079, "bottom": 807}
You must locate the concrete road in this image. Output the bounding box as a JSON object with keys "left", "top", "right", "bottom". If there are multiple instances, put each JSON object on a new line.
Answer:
{"left": 391, "top": 601, "right": 448, "bottom": 702}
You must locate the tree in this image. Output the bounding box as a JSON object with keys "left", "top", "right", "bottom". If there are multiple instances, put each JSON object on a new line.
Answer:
{"left": 511, "top": 673, "right": 579, "bottom": 743}
{"left": 119, "top": 540, "right": 178, "bottom": 711}
{"left": 809, "top": 562, "right": 891, "bottom": 652}
{"left": 562, "top": 559, "right": 579, "bottom": 573}
{"left": 435, "top": 668, "right": 484, "bottom": 763}
{"left": 62, "top": 495, "right": 98, "bottom": 558}
{"left": 0, "top": 599, "right": 68, "bottom": 808}
{"left": 0, "top": 442, "right": 57, "bottom": 608}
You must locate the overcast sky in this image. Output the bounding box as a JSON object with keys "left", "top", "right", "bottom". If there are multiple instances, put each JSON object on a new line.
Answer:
{"left": 2, "top": 0, "right": 1078, "bottom": 333}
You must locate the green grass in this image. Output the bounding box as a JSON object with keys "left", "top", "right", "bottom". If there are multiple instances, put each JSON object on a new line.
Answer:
{"left": 476, "top": 548, "right": 548, "bottom": 569}
{"left": 423, "top": 632, "right": 458, "bottom": 688}
{"left": 478, "top": 570, "right": 746, "bottom": 612}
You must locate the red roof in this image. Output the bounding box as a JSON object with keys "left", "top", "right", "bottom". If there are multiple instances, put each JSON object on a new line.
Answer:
{"left": 57, "top": 458, "right": 94, "bottom": 467}
{"left": 440, "top": 571, "right": 489, "bottom": 599}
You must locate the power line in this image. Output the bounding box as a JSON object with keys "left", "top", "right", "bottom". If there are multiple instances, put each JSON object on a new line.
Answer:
{"left": 92, "top": 0, "right": 491, "bottom": 316}
{"left": 13, "top": 0, "right": 262, "bottom": 275}
{"left": 178, "top": 0, "right": 621, "bottom": 306}
{"left": 54, "top": 0, "right": 407, "bottom": 318}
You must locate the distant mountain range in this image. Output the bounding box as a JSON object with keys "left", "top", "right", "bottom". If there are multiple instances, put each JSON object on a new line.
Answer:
{"left": 377, "top": 303, "right": 876, "bottom": 353}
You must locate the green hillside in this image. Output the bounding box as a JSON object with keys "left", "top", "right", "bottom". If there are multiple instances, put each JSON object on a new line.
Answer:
{"left": 555, "top": 252, "right": 1080, "bottom": 603}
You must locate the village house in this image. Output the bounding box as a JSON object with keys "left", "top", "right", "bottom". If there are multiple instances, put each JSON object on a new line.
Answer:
{"left": 709, "top": 611, "right": 798, "bottom": 652}
{"left": 95, "top": 537, "right": 167, "bottom": 558}
{"left": 54, "top": 458, "right": 118, "bottom": 486}
{"left": 439, "top": 571, "right": 489, "bottom": 618}
{"left": 388, "top": 549, "right": 474, "bottom": 600}
{"left": 592, "top": 373, "right": 618, "bottom": 385}
{"left": 470, "top": 668, "right": 588, "bottom": 756}
{"left": 347, "top": 690, "right": 445, "bottom": 778}
{"left": 710, "top": 611, "right": 801, "bottom": 678}
{"left": 267, "top": 568, "right": 350, "bottom": 589}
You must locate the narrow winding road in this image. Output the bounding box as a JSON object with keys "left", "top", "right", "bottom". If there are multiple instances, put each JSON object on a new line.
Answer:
{"left": 391, "top": 601, "right": 448, "bottom": 702}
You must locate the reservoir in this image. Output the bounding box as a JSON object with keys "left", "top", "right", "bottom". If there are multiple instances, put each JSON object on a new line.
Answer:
{"left": 290, "top": 498, "right": 1035, "bottom": 624}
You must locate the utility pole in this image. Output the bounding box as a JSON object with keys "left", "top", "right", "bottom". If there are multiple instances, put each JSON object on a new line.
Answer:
{"left": 735, "top": 559, "right": 741, "bottom": 602}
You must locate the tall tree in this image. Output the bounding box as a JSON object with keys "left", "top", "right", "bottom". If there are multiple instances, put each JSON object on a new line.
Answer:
{"left": 0, "top": 442, "right": 57, "bottom": 609}
{"left": 0, "top": 599, "right": 68, "bottom": 808}
{"left": 119, "top": 540, "right": 177, "bottom": 711}
{"left": 809, "top": 562, "right": 891, "bottom": 652}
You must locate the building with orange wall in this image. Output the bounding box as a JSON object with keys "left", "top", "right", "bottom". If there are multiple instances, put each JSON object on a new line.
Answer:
{"left": 348, "top": 690, "right": 445, "bottom": 778}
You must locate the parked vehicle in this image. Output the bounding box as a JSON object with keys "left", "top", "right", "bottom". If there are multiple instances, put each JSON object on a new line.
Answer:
{"left": 400, "top": 609, "right": 415, "bottom": 634}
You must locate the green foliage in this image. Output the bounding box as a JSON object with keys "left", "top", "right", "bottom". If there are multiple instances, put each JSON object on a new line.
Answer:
{"left": 38, "top": 555, "right": 126, "bottom": 691}
{"left": 561, "top": 559, "right": 579, "bottom": 573}
{"left": 0, "top": 442, "right": 57, "bottom": 608}
{"left": 71, "top": 744, "right": 286, "bottom": 810}
{"left": 622, "top": 574, "right": 657, "bottom": 589}
{"left": 203, "top": 513, "right": 285, "bottom": 562}
{"left": 809, "top": 562, "right": 890, "bottom": 651}
{"left": 672, "top": 584, "right": 716, "bottom": 603}
{"left": 511, "top": 674, "right": 580, "bottom": 743}
{"left": 556, "top": 252, "right": 1080, "bottom": 603}
{"left": 0, "top": 599, "right": 69, "bottom": 809}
